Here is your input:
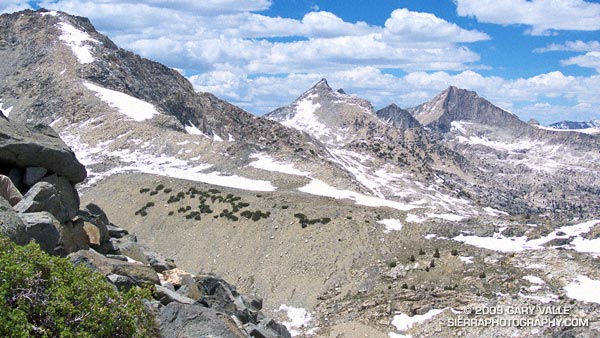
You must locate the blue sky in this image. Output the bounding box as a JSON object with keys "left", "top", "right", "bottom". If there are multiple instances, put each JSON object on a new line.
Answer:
{"left": 2, "top": 0, "right": 600, "bottom": 124}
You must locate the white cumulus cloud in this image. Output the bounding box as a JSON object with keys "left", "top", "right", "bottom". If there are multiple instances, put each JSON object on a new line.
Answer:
{"left": 456, "top": 0, "right": 600, "bottom": 35}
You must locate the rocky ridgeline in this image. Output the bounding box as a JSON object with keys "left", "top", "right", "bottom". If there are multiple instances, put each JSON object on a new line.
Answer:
{"left": 0, "top": 116, "right": 291, "bottom": 338}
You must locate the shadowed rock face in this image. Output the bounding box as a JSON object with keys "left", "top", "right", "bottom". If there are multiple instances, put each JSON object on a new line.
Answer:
{"left": 0, "top": 118, "right": 86, "bottom": 183}
{"left": 376, "top": 104, "right": 421, "bottom": 129}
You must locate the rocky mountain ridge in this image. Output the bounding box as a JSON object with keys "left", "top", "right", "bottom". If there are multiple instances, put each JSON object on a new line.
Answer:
{"left": 1, "top": 8, "right": 599, "bottom": 338}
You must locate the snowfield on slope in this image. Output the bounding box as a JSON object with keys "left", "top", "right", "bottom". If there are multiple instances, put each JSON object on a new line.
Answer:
{"left": 84, "top": 82, "right": 160, "bottom": 121}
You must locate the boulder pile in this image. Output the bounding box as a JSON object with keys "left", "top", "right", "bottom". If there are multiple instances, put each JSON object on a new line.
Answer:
{"left": 0, "top": 117, "right": 291, "bottom": 338}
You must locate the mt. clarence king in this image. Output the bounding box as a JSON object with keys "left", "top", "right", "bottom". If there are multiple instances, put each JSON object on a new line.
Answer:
{"left": 1, "top": 9, "right": 599, "bottom": 338}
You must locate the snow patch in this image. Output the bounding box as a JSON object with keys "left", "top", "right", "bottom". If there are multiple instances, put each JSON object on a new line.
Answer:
{"left": 212, "top": 132, "right": 223, "bottom": 142}
{"left": 278, "top": 305, "right": 316, "bottom": 337}
{"left": 378, "top": 219, "right": 404, "bottom": 233}
{"left": 564, "top": 275, "right": 600, "bottom": 304}
{"left": 523, "top": 275, "right": 545, "bottom": 285}
{"left": 518, "top": 292, "right": 558, "bottom": 304}
{"left": 391, "top": 308, "right": 446, "bottom": 333}
{"left": 0, "top": 101, "right": 12, "bottom": 117}
{"left": 249, "top": 153, "right": 311, "bottom": 176}
{"left": 425, "top": 213, "right": 467, "bottom": 222}
{"left": 298, "top": 178, "right": 417, "bottom": 212}
{"left": 453, "top": 219, "right": 600, "bottom": 253}
{"left": 459, "top": 256, "right": 473, "bottom": 264}
{"left": 61, "top": 130, "right": 275, "bottom": 192}
{"left": 184, "top": 121, "right": 209, "bottom": 138}
{"left": 281, "top": 97, "right": 331, "bottom": 140}
{"left": 406, "top": 214, "right": 425, "bottom": 223}
{"left": 83, "top": 82, "right": 159, "bottom": 121}
{"left": 457, "top": 134, "right": 541, "bottom": 152}
{"left": 57, "top": 21, "right": 99, "bottom": 64}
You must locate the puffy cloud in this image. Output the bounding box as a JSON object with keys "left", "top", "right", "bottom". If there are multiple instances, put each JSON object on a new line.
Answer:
{"left": 455, "top": 0, "right": 600, "bottom": 35}
{"left": 28, "top": 0, "right": 487, "bottom": 75}
{"left": 561, "top": 51, "right": 600, "bottom": 72}
{"left": 535, "top": 40, "right": 600, "bottom": 53}
{"left": 0, "top": 0, "right": 32, "bottom": 13}
{"left": 383, "top": 8, "right": 489, "bottom": 45}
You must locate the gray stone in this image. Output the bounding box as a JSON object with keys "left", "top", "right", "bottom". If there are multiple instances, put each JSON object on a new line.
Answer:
{"left": 77, "top": 204, "right": 110, "bottom": 244}
{"left": 258, "top": 318, "right": 292, "bottom": 338}
{"left": 112, "top": 239, "right": 149, "bottom": 264}
{"left": 23, "top": 166, "right": 47, "bottom": 185}
{"left": 68, "top": 249, "right": 160, "bottom": 286}
{"left": 107, "top": 273, "right": 138, "bottom": 291}
{"left": 55, "top": 218, "right": 90, "bottom": 255}
{"left": 158, "top": 302, "right": 245, "bottom": 338}
{"left": 106, "top": 224, "right": 128, "bottom": 238}
{"left": 144, "top": 248, "right": 176, "bottom": 273}
{"left": 155, "top": 284, "right": 196, "bottom": 305}
{"left": 7, "top": 167, "right": 23, "bottom": 190}
{"left": 40, "top": 174, "right": 80, "bottom": 219}
{"left": 14, "top": 178, "right": 79, "bottom": 223}
{"left": 0, "top": 119, "right": 86, "bottom": 183}
{"left": 17, "top": 211, "right": 60, "bottom": 254}
{"left": 0, "top": 196, "right": 28, "bottom": 245}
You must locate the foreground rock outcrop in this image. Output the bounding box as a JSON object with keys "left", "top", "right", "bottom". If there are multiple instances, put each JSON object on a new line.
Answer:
{"left": 0, "top": 116, "right": 291, "bottom": 337}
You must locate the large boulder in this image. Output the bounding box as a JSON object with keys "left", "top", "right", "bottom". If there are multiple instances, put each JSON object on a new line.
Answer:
{"left": 13, "top": 177, "right": 79, "bottom": 223}
{"left": 17, "top": 211, "right": 60, "bottom": 254}
{"left": 0, "top": 196, "right": 28, "bottom": 244}
{"left": 158, "top": 302, "right": 246, "bottom": 338}
{"left": 0, "top": 119, "right": 86, "bottom": 183}
{"left": 55, "top": 218, "right": 90, "bottom": 255}
{"left": 68, "top": 249, "right": 160, "bottom": 286}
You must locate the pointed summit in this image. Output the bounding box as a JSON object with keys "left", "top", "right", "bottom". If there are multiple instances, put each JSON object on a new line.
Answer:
{"left": 265, "top": 79, "right": 377, "bottom": 144}
{"left": 409, "top": 86, "right": 523, "bottom": 132}
{"left": 376, "top": 104, "right": 421, "bottom": 129}
{"left": 312, "top": 78, "right": 332, "bottom": 91}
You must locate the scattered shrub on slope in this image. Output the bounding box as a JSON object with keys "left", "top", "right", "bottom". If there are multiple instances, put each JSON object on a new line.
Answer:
{"left": 0, "top": 235, "right": 155, "bottom": 337}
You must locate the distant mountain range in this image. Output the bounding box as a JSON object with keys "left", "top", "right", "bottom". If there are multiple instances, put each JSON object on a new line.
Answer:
{"left": 548, "top": 119, "right": 600, "bottom": 130}
{"left": 1, "top": 9, "right": 599, "bottom": 338}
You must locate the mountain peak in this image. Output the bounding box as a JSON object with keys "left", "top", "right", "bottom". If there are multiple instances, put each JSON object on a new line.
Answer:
{"left": 409, "top": 86, "right": 523, "bottom": 131}
{"left": 376, "top": 104, "right": 421, "bottom": 129}
{"left": 311, "top": 78, "right": 332, "bottom": 92}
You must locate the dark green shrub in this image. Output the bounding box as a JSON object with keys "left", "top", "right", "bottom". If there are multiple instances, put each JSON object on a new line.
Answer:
{"left": 155, "top": 184, "right": 165, "bottom": 191}
{"left": 401, "top": 283, "right": 408, "bottom": 289}
{"left": 320, "top": 217, "right": 331, "bottom": 224}
{"left": 430, "top": 259, "right": 435, "bottom": 268}
{"left": 433, "top": 248, "right": 440, "bottom": 258}
{"left": 281, "top": 205, "right": 288, "bottom": 209}
{"left": 139, "top": 188, "right": 150, "bottom": 194}
{"left": 409, "top": 255, "right": 415, "bottom": 262}
{"left": 419, "top": 248, "right": 425, "bottom": 255}
{"left": 149, "top": 191, "right": 158, "bottom": 196}
{"left": 0, "top": 236, "right": 155, "bottom": 337}
{"left": 146, "top": 202, "right": 154, "bottom": 207}
{"left": 168, "top": 211, "right": 174, "bottom": 216}
{"left": 479, "top": 272, "right": 486, "bottom": 279}
{"left": 451, "top": 249, "right": 459, "bottom": 256}
{"left": 164, "top": 188, "right": 172, "bottom": 194}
